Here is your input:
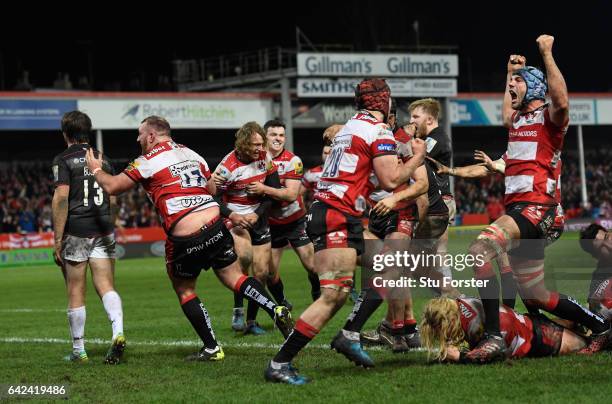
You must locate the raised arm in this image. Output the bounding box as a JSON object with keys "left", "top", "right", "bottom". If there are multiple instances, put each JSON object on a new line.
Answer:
{"left": 537, "top": 34, "right": 569, "bottom": 127}
{"left": 86, "top": 148, "right": 136, "bottom": 195}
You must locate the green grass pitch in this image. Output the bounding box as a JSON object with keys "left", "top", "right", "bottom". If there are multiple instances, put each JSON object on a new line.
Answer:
{"left": 1, "top": 231, "right": 611, "bottom": 402}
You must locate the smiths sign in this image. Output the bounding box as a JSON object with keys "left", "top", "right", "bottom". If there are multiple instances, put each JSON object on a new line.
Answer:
{"left": 298, "top": 53, "right": 458, "bottom": 77}
{"left": 298, "top": 78, "right": 457, "bottom": 98}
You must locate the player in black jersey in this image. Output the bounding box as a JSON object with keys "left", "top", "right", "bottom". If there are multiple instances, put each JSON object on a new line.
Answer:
{"left": 409, "top": 98, "right": 456, "bottom": 281}
{"left": 51, "top": 111, "right": 125, "bottom": 364}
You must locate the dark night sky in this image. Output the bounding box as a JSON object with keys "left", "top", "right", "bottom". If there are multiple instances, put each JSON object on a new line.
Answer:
{"left": 1, "top": 2, "right": 610, "bottom": 92}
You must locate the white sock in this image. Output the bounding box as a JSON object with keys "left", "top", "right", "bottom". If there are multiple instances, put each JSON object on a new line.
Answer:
{"left": 342, "top": 329, "right": 360, "bottom": 341}
{"left": 102, "top": 291, "right": 124, "bottom": 339}
{"left": 67, "top": 306, "right": 86, "bottom": 351}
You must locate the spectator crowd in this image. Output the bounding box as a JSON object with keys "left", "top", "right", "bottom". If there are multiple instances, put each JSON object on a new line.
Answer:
{"left": 2, "top": 151, "right": 611, "bottom": 234}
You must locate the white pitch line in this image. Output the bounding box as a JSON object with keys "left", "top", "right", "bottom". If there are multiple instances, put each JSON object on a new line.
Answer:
{"left": 0, "top": 337, "right": 426, "bottom": 352}
{"left": 0, "top": 308, "right": 65, "bottom": 313}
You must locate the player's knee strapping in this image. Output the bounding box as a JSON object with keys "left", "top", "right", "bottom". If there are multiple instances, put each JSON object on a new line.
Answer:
{"left": 471, "top": 224, "right": 510, "bottom": 259}
{"left": 319, "top": 270, "right": 354, "bottom": 293}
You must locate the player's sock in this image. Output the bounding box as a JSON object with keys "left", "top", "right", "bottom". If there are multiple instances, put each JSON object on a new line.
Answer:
{"left": 307, "top": 271, "right": 321, "bottom": 301}
{"left": 67, "top": 306, "right": 86, "bottom": 351}
{"left": 273, "top": 319, "right": 319, "bottom": 363}
{"left": 479, "top": 277, "right": 502, "bottom": 337}
{"left": 233, "top": 291, "right": 244, "bottom": 309}
{"left": 343, "top": 288, "right": 383, "bottom": 333}
{"left": 267, "top": 276, "right": 286, "bottom": 304}
{"left": 247, "top": 300, "right": 259, "bottom": 323}
{"left": 391, "top": 320, "right": 404, "bottom": 336}
{"left": 101, "top": 290, "right": 124, "bottom": 339}
{"left": 403, "top": 319, "right": 417, "bottom": 335}
{"left": 234, "top": 275, "right": 277, "bottom": 318}
{"left": 180, "top": 295, "right": 218, "bottom": 350}
{"left": 549, "top": 293, "right": 609, "bottom": 334}
{"left": 500, "top": 270, "right": 517, "bottom": 309}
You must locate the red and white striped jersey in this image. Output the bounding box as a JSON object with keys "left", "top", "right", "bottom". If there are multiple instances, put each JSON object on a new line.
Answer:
{"left": 123, "top": 141, "right": 217, "bottom": 233}
{"left": 367, "top": 126, "right": 416, "bottom": 213}
{"left": 269, "top": 149, "right": 306, "bottom": 225}
{"left": 215, "top": 149, "right": 277, "bottom": 214}
{"left": 503, "top": 105, "right": 568, "bottom": 206}
{"left": 302, "top": 165, "right": 323, "bottom": 192}
{"left": 456, "top": 297, "right": 533, "bottom": 358}
{"left": 315, "top": 112, "right": 397, "bottom": 217}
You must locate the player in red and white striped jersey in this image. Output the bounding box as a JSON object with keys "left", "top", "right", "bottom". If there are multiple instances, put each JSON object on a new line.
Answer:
{"left": 430, "top": 149, "right": 565, "bottom": 313}
{"left": 244, "top": 120, "right": 320, "bottom": 307}
{"left": 86, "top": 116, "right": 293, "bottom": 361}
{"left": 462, "top": 35, "right": 612, "bottom": 363}
{"left": 265, "top": 78, "right": 427, "bottom": 384}
{"left": 213, "top": 121, "right": 284, "bottom": 335}
{"left": 300, "top": 125, "right": 336, "bottom": 202}
{"left": 421, "top": 297, "right": 587, "bottom": 362}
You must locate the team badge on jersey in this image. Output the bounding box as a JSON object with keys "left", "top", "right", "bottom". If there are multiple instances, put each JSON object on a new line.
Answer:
{"left": 294, "top": 161, "right": 304, "bottom": 175}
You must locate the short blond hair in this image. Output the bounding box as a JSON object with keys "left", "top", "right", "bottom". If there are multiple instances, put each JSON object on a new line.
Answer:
{"left": 420, "top": 298, "right": 465, "bottom": 361}
{"left": 323, "top": 124, "right": 343, "bottom": 145}
{"left": 235, "top": 121, "right": 266, "bottom": 155}
{"left": 408, "top": 98, "right": 441, "bottom": 121}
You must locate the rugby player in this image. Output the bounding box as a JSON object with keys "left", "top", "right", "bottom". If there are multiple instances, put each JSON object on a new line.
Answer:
{"left": 86, "top": 116, "right": 292, "bottom": 361}
{"left": 264, "top": 78, "right": 426, "bottom": 384}
{"left": 52, "top": 110, "right": 125, "bottom": 364}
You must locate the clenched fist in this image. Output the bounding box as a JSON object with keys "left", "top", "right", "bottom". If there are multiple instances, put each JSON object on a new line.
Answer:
{"left": 536, "top": 34, "right": 554, "bottom": 55}
{"left": 507, "top": 54, "right": 526, "bottom": 73}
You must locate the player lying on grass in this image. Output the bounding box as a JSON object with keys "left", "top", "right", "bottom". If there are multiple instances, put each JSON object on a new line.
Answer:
{"left": 86, "top": 115, "right": 293, "bottom": 362}
{"left": 420, "top": 297, "right": 587, "bottom": 362}
{"left": 580, "top": 223, "right": 612, "bottom": 320}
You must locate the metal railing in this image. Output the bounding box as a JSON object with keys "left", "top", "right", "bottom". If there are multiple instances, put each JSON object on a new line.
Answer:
{"left": 172, "top": 47, "right": 297, "bottom": 85}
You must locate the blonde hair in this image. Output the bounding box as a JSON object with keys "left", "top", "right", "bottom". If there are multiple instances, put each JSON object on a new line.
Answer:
{"left": 323, "top": 124, "right": 343, "bottom": 145}
{"left": 420, "top": 298, "right": 465, "bottom": 361}
{"left": 235, "top": 121, "right": 266, "bottom": 156}
{"left": 408, "top": 98, "right": 441, "bottom": 121}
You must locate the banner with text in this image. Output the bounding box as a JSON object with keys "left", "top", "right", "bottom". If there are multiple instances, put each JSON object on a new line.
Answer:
{"left": 78, "top": 99, "right": 272, "bottom": 129}
{"left": 297, "top": 53, "right": 459, "bottom": 77}
{"left": 298, "top": 78, "right": 457, "bottom": 98}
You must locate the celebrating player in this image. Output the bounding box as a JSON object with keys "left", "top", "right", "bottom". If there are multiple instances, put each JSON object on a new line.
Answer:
{"left": 264, "top": 78, "right": 426, "bottom": 384}
{"left": 463, "top": 35, "right": 612, "bottom": 363}
{"left": 86, "top": 116, "right": 293, "bottom": 361}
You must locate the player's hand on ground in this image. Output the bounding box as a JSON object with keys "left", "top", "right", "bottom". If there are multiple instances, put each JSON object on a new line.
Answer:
{"left": 372, "top": 196, "right": 397, "bottom": 216}
{"left": 508, "top": 54, "right": 526, "bottom": 73}
{"left": 536, "top": 34, "right": 554, "bottom": 55}
{"left": 474, "top": 150, "right": 495, "bottom": 171}
{"left": 85, "top": 147, "right": 103, "bottom": 173}
{"left": 426, "top": 156, "right": 450, "bottom": 175}
{"left": 246, "top": 181, "right": 265, "bottom": 195}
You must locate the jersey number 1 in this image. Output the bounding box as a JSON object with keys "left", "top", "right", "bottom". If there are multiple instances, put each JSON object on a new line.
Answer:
{"left": 83, "top": 179, "right": 104, "bottom": 206}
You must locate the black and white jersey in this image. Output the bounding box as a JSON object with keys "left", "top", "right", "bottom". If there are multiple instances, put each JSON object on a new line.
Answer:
{"left": 52, "top": 144, "right": 114, "bottom": 238}
{"left": 424, "top": 127, "right": 452, "bottom": 197}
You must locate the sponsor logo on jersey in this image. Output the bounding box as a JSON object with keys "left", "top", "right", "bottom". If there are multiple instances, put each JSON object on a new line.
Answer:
{"left": 294, "top": 161, "right": 304, "bottom": 175}
{"left": 165, "top": 194, "right": 214, "bottom": 215}
{"left": 458, "top": 301, "right": 474, "bottom": 319}
{"left": 145, "top": 144, "right": 167, "bottom": 159}
{"left": 377, "top": 143, "right": 395, "bottom": 152}
{"left": 169, "top": 160, "right": 199, "bottom": 177}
